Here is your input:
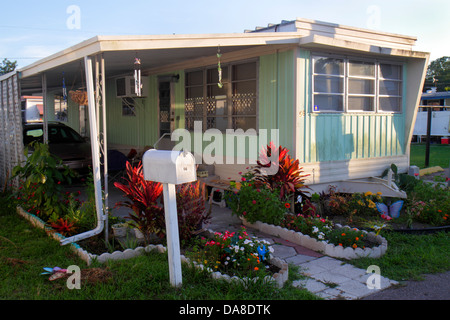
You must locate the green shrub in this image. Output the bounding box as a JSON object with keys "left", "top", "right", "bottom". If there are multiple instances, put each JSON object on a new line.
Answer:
{"left": 405, "top": 181, "right": 449, "bottom": 226}
{"left": 226, "top": 171, "right": 287, "bottom": 225}
{"left": 11, "top": 141, "right": 75, "bottom": 220}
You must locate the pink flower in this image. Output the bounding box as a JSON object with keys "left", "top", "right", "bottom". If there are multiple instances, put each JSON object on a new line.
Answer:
{"left": 241, "top": 177, "right": 246, "bottom": 181}
{"left": 252, "top": 200, "right": 256, "bottom": 204}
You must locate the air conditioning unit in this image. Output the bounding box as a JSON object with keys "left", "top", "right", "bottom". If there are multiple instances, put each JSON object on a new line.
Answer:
{"left": 116, "top": 76, "right": 149, "bottom": 98}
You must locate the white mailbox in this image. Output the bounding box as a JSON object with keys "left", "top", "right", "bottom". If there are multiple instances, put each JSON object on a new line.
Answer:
{"left": 141, "top": 149, "right": 197, "bottom": 287}
{"left": 142, "top": 149, "right": 197, "bottom": 185}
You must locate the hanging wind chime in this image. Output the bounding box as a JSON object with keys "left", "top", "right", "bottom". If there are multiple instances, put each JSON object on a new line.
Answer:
{"left": 217, "top": 46, "right": 223, "bottom": 88}
{"left": 62, "top": 72, "right": 67, "bottom": 102}
{"left": 134, "top": 56, "right": 142, "bottom": 97}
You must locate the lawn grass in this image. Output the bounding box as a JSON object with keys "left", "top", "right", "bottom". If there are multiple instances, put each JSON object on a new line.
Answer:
{"left": 0, "top": 193, "right": 317, "bottom": 300}
{"left": 347, "top": 231, "right": 450, "bottom": 282}
{"left": 410, "top": 143, "right": 450, "bottom": 169}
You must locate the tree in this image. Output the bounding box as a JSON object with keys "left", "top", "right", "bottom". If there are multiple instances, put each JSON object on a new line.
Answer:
{"left": 0, "top": 58, "right": 17, "bottom": 75}
{"left": 423, "top": 56, "right": 450, "bottom": 92}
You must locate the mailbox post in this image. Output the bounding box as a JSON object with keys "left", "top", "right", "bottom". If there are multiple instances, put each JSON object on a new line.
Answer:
{"left": 142, "top": 149, "right": 196, "bottom": 287}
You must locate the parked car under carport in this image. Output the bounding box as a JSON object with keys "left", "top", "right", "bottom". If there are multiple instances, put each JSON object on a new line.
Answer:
{"left": 23, "top": 122, "right": 92, "bottom": 172}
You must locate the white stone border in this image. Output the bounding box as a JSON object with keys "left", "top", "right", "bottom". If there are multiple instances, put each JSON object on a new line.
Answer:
{"left": 16, "top": 206, "right": 288, "bottom": 287}
{"left": 241, "top": 218, "right": 388, "bottom": 260}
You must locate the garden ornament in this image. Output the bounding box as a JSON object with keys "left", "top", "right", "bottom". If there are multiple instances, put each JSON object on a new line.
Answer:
{"left": 375, "top": 200, "right": 404, "bottom": 219}
{"left": 217, "top": 45, "right": 223, "bottom": 88}
{"left": 41, "top": 267, "right": 68, "bottom": 281}
{"left": 257, "top": 245, "right": 267, "bottom": 261}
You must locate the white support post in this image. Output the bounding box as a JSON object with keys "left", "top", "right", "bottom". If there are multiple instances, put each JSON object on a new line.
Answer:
{"left": 60, "top": 56, "right": 105, "bottom": 245}
{"left": 41, "top": 73, "right": 48, "bottom": 144}
{"left": 100, "top": 54, "right": 109, "bottom": 242}
{"left": 162, "top": 183, "right": 182, "bottom": 287}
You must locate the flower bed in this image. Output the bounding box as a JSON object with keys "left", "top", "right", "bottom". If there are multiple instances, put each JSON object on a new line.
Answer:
{"left": 241, "top": 218, "right": 388, "bottom": 260}
{"left": 186, "top": 227, "right": 288, "bottom": 287}
{"left": 16, "top": 206, "right": 288, "bottom": 287}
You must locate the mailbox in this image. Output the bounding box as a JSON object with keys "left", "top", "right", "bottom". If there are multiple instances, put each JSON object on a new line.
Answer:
{"left": 141, "top": 149, "right": 197, "bottom": 287}
{"left": 142, "top": 149, "right": 197, "bottom": 185}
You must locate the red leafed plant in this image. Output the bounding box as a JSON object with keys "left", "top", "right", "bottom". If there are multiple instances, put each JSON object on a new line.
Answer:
{"left": 114, "top": 161, "right": 165, "bottom": 243}
{"left": 49, "top": 218, "right": 77, "bottom": 236}
{"left": 114, "top": 161, "right": 210, "bottom": 243}
{"left": 176, "top": 180, "right": 210, "bottom": 241}
{"left": 254, "top": 142, "right": 310, "bottom": 200}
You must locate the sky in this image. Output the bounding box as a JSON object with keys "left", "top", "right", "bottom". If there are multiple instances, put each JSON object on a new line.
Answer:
{"left": 1, "top": 0, "right": 449, "bottom": 69}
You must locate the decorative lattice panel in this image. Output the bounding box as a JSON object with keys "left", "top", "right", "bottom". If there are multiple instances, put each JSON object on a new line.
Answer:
{"left": 185, "top": 97, "right": 204, "bottom": 130}
{"left": 0, "top": 72, "right": 24, "bottom": 190}
{"left": 232, "top": 93, "right": 256, "bottom": 115}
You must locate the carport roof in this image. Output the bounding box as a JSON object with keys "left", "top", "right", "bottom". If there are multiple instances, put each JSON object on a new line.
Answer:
{"left": 17, "top": 32, "right": 302, "bottom": 94}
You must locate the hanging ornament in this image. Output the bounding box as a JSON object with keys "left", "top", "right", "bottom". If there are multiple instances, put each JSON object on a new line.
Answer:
{"left": 62, "top": 72, "right": 67, "bottom": 102}
{"left": 134, "top": 57, "right": 142, "bottom": 97}
{"left": 217, "top": 46, "right": 223, "bottom": 88}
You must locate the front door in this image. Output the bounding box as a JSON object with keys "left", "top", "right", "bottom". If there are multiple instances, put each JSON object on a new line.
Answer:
{"left": 159, "top": 81, "right": 171, "bottom": 137}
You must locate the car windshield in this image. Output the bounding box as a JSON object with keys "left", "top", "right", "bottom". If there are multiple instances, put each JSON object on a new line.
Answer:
{"left": 24, "top": 125, "right": 85, "bottom": 145}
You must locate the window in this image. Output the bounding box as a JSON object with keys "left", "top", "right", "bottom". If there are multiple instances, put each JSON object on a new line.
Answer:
{"left": 54, "top": 95, "right": 68, "bottom": 122}
{"left": 312, "top": 55, "right": 402, "bottom": 113}
{"left": 378, "top": 64, "right": 402, "bottom": 112}
{"left": 312, "top": 56, "right": 344, "bottom": 112}
{"left": 185, "top": 61, "right": 257, "bottom": 131}
{"left": 121, "top": 97, "right": 136, "bottom": 116}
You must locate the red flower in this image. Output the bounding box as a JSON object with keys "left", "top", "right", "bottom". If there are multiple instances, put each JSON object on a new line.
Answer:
{"left": 284, "top": 203, "right": 291, "bottom": 209}
{"left": 252, "top": 200, "right": 256, "bottom": 205}
{"left": 50, "top": 218, "right": 76, "bottom": 236}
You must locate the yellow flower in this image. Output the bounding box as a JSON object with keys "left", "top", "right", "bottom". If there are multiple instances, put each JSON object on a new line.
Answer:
{"left": 364, "top": 191, "right": 373, "bottom": 197}
{"left": 376, "top": 192, "right": 382, "bottom": 196}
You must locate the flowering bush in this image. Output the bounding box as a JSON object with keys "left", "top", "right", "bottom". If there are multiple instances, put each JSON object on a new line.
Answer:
{"left": 346, "top": 191, "right": 382, "bottom": 219}
{"left": 280, "top": 213, "right": 333, "bottom": 241}
{"left": 327, "top": 228, "right": 368, "bottom": 249}
{"left": 404, "top": 180, "right": 450, "bottom": 227}
{"left": 189, "top": 227, "right": 274, "bottom": 278}
{"left": 226, "top": 171, "right": 287, "bottom": 225}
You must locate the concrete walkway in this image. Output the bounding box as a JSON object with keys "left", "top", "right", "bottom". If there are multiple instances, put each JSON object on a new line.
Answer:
{"left": 205, "top": 206, "right": 398, "bottom": 300}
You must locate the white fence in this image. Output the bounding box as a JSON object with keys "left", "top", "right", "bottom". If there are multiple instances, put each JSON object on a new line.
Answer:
{"left": 413, "top": 110, "right": 450, "bottom": 137}
{"left": 0, "top": 71, "right": 24, "bottom": 189}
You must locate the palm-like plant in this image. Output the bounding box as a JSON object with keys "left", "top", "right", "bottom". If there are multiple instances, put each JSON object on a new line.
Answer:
{"left": 114, "top": 161, "right": 165, "bottom": 242}
{"left": 114, "top": 161, "right": 210, "bottom": 243}
{"left": 254, "top": 142, "right": 310, "bottom": 200}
